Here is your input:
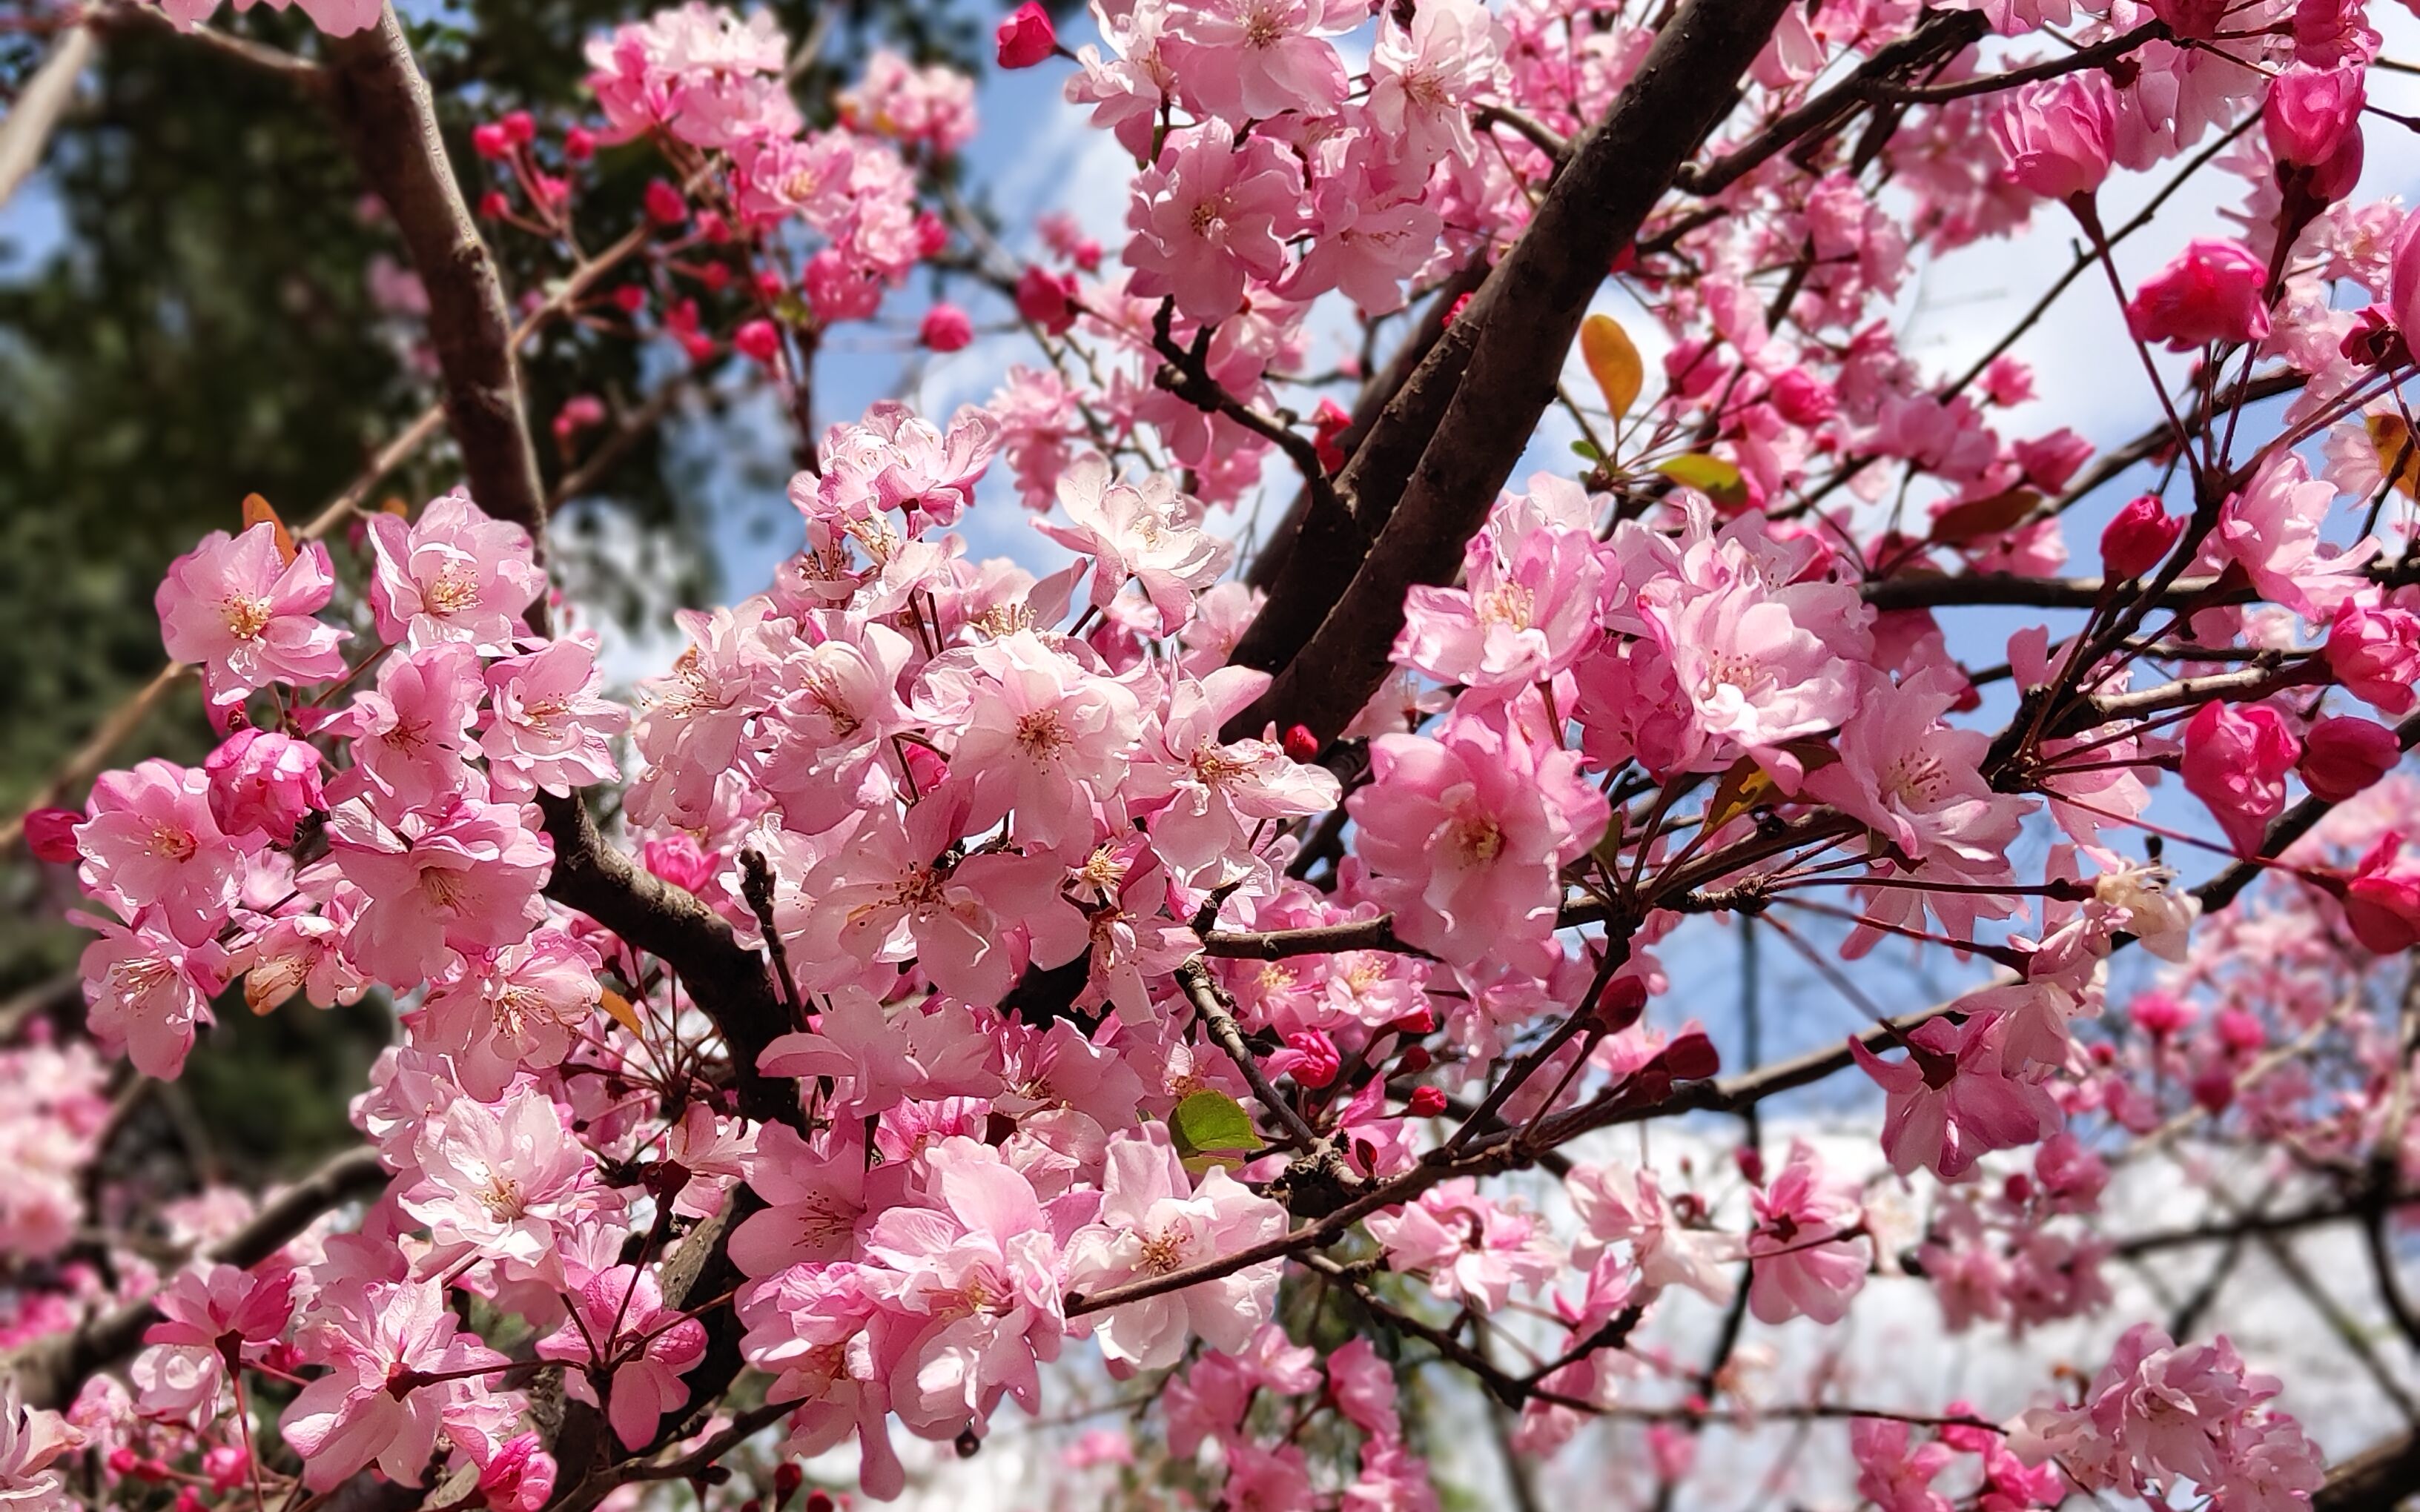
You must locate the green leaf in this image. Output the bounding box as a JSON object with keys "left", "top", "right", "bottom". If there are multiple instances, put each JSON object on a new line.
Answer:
{"left": 1168, "top": 1090, "right": 1263, "bottom": 1167}
{"left": 1654, "top": 453, "right": 1748, "bottom": 506}
{"left": 1570, "top": 439, "right": 1601, "bottom": 461}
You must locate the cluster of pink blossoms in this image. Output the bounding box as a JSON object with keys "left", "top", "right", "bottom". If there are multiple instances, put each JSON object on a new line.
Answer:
{"left": 30, "top": 0, "right": 2420, "bottom": 1506}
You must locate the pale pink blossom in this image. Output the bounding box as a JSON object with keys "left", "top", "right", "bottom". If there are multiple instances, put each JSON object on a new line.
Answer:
{"left": 155, "top": 523, "right": 346, "bottom": 705}
{"left": 278, "top": 1277, "right": 511, "bottom": 1491}
{"left": 400, "top": 1084, "right": 602, "bottom": 1278}
{"left": 326, "top": 797, "right": 552, "bottom": 984}
{"left": 78, "top": 916, "right": 225, "bottom": 1078}
{"left": 480, "top": 638, "right": 628, "bottom": 798}
{"left": 413, "top": 931, "right": 603, "bottom": 1100}
{"left": 535, "top": 1266, "right": 708, "bottom": 1450}
{"left": 367, "top": 493, "right": 546, "bottom": 655}
{"left": 1062, "top": 1131, "right": 1287, "bottom": 1369}
{"left": 1039, "top": 453, "right": 1233, "bottom": 631}
{"left": 1848, "top": 1013, "right": 2060, "bottom": 1178}
{"left": 75, "top": 759, "right": 242, "bottom": 946}
{"left": 1365, "top": 1178, "right": 1561, "bottom": 1311}
{"left": 1745, "top": 1141, "right": 1868, "bottom": 1324}
{"left": 1125, "top": 121, "right": 1306, "bottom": 323}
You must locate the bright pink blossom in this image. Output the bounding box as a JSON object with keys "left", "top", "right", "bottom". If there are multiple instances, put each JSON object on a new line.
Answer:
{"left": 367, "top": 493, "right": 546, "bottom": 655}
{"left": 1848, "top": 1013, "right": 2060, "bottom": 1179}
{"left": 1991, "top": 73, "right": 2117, "bottom": 202}
{"left": 1125, "top": 121, "right": 1306, "bottom": 323}
{"left": 156, "top": 523, "right": 346, "bottom": 707}
{"left": 2180, "top": 701, "right": 2298, "bottom": 855}
{"left": 535, "top": 1267, "right": 708, "bottom": 1450}
{"left": 75, "top": 760, "right": 242, "bottom": 946}
{"left": 1062, "top": 1133, "right": 1288, "bottom": 1369}
{"left": 2125, "top": 238, "right": 2272, "bottom": 351}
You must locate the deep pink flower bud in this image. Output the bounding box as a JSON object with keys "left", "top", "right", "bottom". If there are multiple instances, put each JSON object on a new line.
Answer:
{"left": 563, "top": 125, "right": 596, "bottom": 162}
{"left": 2215, "top": 1008, "right": 2267, "bottom": 1053}
{"left": 2301, "top": 714, "right": 2401, "bottom": 801}
{"left": 2099, "top": 494, "right": 2183, "bottom": 578}
{"left": 644, "top": 179, "right": 688, "bottom": 226}
{"left": 2127, "top": 239, "right": 2272, "bottom": 351}
{"left": 1282, "top": 724, "right": 1320, "bottom": 762}
{"left": 699, "top": 262, "right": 731, "bottom": 294}
{"left": 472, "top": 122, "right": 513, "bottom": 160}
{"left": 205, "top": 728, "right": 325, "bottom": 843}
{"left": 919, "top": 302, "right": 974, "bottom": 352}
{"left": 23, "top": 807, "right": 81, "bottom": 863}
{"left": 1989, "top": 73, "right": 2117, "bottom": 202}
{"left": 735, "top": 319, "right": 783, "bottom": 365}
{"left": 913, "top": 211, "right": 949, "bottom": 260}
{"left": 1280, "top": 1030, "right": 1340, "bottom": 1089}
{"left": 1397, "top": 1044, "right": 1432, "bottom": 1073}
{"left": 2265, "top": 65, "right": 2365, "bottom": 201}
{"left": 996, "top": 2, "right": 1057, "bottom": 68}
{"left": 773, "top": 1463, "right": 804, "bottom": 1506}
{"left": 552, "top": 394, "right": 606, "bottom": 443}
{"left": 477, "top": 190, "right": 510, "bottom": 219}
{"left": 477, "top": 1433, "right": 556, "bottom": 1512}
{"left": 612, "top": 284, "right": 647, "bottom": 315}
{"left": 698, "top": 210, "right": 732, "bottom": 244}
{"left": 501, "top": 109, "right": 535, "bottom": 145}
{"left": 1014, "top": 265, "right": 1080, "bottom": 335}
{"left": 1768, "top": 368, "right": 1836, "bottom": 427}
{"left": 1405, "top": 1085, "right": 1447, "bottom": 1117}
{"left": 1312, "top": 398, "right": 1352, "bottom": 472}
{"left": 2326, "top": 592, "right": 2420, "bottom": 714}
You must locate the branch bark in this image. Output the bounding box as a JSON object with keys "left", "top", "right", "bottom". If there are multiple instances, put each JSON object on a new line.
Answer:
{"left": 2, "top": 1145, "right": 388, "bottom": 1410}
{"left": 1227, "top": 0, "right": 1794, "bottom": 742}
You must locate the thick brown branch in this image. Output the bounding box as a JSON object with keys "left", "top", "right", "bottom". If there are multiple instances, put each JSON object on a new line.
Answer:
{"left": 325, "top": 7, "right": 548, "bottom": 543}
{"left": 1229, "top": 0, "right": 1794, "bottom": 741}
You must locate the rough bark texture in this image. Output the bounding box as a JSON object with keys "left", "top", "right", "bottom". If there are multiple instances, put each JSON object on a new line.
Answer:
{"left": 325, "top": 8, "right": 549, "bottom": 547}
{"left": 1226, "top": 0, "right": 1796, "bottom": 742}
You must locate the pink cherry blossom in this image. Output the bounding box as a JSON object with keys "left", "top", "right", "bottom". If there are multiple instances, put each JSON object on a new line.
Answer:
{"left": 367, "top": 492, "right": 546, "bottom": 655}
{"left": 1062, "top": 1131, "right": 1287, "bottom": 1369}
{"left": 1346, "top": 709, "right": 1608, "bottom": 972}
{"left": 2181, "top": 701, "right": 2299, "bottom": 856}
{"left": 1365, "top": 1178, "right": 1561, "bottom": 1310}
{"left": 203, "top": 728, "right": 325, "bottom": 843}
{"left": 325, "top": 797, "right": 552, "bottom": 984}
{"left": 2126, "top": 237, "right": 2272, "bottom": 350}
{"left": 535, "top": 1266, "right": 708, "bottom": 1450}
{"left": 156, "top": 523, "right": 346, "bottom": 707}
{"left": 1848, "top": 1013, "right": 2060, "bottom": 1179}
{"left": 480, "top": 638, "right": 629, "bottom": 798}
{"left": 1125, "top": 121, "right": 1306, "bottom": 323}
{"left": 400, "top": 1084, "right": 604, "bottom": 1278}
{"left": 75, "top": 759, "right": 242, "bottom": 946}
{"left": 279, "top": 1276, "right": 512, "bottom": 1490}
{"left": 1991, "top": 72, "right": 2117, "bottom": 202}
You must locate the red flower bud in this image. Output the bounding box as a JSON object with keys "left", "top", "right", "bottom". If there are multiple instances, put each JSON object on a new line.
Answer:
{"left": 2301, "top": 714, "right": 2400, "bottom": 802}
{"left": 472, "top": 122, "right": 513, "bottom": 160}
{"left": 502, "top": 108, "right": 536, "bottom": 145}
{"left": 2099, "top": 494, "right": 2183, "bottom": 580}
{"left": 1405, "top": 1085, "right": 1447, "bottom": 1117}
{"left": 563, "top": 125, "right": 597, "bottom": 162}
{"left": 23, "top": 807, "right": 80, "bottom": 863}
{"left": 735, "top": 319, "right": 784, "bottom": 366}
{"left": 612, "top": 285, "right": 648, "bottom": 315}
{"left": 921, "top": 302, "right": 975, "bottom": 353}
{"left": 477, "top": 190, "right": 511, "bottom": 220}
{"left": 995, "top": 1, "right": 1057, "bottom": 68}
{"left": 1282, "top": 724, "right": 1320, "bottom": 762}
{"left": 644, "top": 178, "right": 688, "bottom": 227}
{"left": 1396, "top": 1045, "right": 1432, "bottom": 1075}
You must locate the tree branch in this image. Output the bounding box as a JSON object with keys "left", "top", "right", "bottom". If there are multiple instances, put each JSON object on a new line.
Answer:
{"left": 1229, "top": 0, "right": 1795, "bottom": 742}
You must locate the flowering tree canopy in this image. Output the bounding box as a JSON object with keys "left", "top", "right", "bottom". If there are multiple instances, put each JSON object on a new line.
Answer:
{"left": 12, "top": 0, "right": 2420, "bottom": 1507}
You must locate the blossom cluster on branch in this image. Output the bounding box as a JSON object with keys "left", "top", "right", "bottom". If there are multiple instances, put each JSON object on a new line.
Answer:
{"left": 16, "top": 0, "right": 2420, "bottom": 1507}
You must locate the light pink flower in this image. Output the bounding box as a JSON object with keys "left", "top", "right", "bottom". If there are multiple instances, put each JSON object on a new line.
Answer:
{"left": 326, "top": 797, "right": 552, "bottom": 984}
{"left": 328, "top": 644, "right": 485, "bottom": 821}
{"left": 1565, "top": 1162, "right": 1738, "bottom": 1303}
{"left": 535, "top": 1266, "right": 708, "bottom": 1450}
{"left": 1805, "top": 668, "right": 2029, "bottom": 871}
{"left": 480, "top": 638, "right": 629, "bottom": 798}
{"left": 78, "top": 915, "right": 225, "bottom": 1078}
{"left": 413, "top": 931, "right": 603, "bottom": 1100}
{"left": 1366, "top": 0, "right": 1503, "bottom": 170}
{"left": 75, "top": 759, "right": 242, "bottom": 946}
{"left": 1850, "top": 1417, "right": 1955, "bottom": 1512}
{"left": 1746, "top": 1141, "right": 1867, "bottom": 1324}
{"left": 368, "top": 493, "right": 546, "bottom": 655}
{"left": 1848, "top": 1013, "right": 2060, "bottom": 1178}
{"left": 156, "top": 523, "right": 346, "bottom": 706}
{"left": 2219, "top": 451, "right": 2376, "bottom": 618}
{"left": 1395, "top": 510, "right": 1605, "bottom": 694}
{"left": 932, "top": 630, "right": 1143, "bottom": 856}
{"left": 1990, "top": 72, "right": 2117, "bottom": 201}
{"left": 1038, "top": 454, "right": 1232, "bottom": 631}
{"left": 279, "top": 1277, "right": 511, "bottom": 1491}
{"left": 1131, "top": 666, "right": 1338, "bottom": 887}
{"left": 1346, "top": 710, "right": 1608, "bottom": 972}
{"left": 1167, "top": 0, "right": 1350, "bottom": 120}
{"left": 1062, "top": 1132, "right": 1288, "bottom": 1370}
{"left": 0, "top": 1384, "right": 79, "bottom": 1510}
{"left": 1365, "top": 1178, "right": 1561, "bottom": 1311}
{"left": 1125, "top": 121, "right": 1306, "bottom": 323}
{"left": 400, "top": 1084, "right": 601, "bottom": 1278}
